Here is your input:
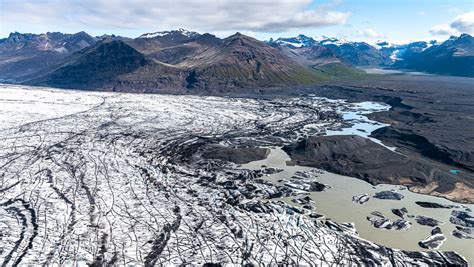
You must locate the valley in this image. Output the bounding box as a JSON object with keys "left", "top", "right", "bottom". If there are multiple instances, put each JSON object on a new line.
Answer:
{"left": 0, "top": 83, "right": 472, "bottom": 265}
{"left": 1, "top": 1, "right": 473, "bottom": 266}
{"left": 1, "top": 30, "right": 472, "bottom": 93}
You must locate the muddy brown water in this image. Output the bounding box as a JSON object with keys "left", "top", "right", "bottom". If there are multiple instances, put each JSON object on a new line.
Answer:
{"left": 241, "top": 101, "right": 473, "bottom": 264}
{"left": 241, "top": 148, "right": 474, "bottom": 264}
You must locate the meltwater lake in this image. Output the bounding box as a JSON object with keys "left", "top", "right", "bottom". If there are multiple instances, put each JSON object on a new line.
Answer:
{"left": 241, "top": 101, "right": 474, "bottom": 264}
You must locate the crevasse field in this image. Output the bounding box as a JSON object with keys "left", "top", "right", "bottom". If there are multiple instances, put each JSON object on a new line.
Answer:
{"left": 0, "top": 85, "right": 468, "bottom": 265}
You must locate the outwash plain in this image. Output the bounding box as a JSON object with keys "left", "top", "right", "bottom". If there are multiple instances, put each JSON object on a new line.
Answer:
{"left": 1, "top": 73, "right": 473, "bottom": 265}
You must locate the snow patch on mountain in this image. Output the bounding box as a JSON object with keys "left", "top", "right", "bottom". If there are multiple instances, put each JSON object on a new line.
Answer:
{"left": 317, "top": 37, "right": 350, "bottom": 46}
{"left": 272, "top": 34, "right": 316, "bottom": 48}
{"left": 138, "top": 28, "right": 199, "bottom": 39}
{"left": 278, "top": 40, "right": 305, "bottom": 48}
{"left": 271, "top": 35, "right": 353, "bottom": 48}
{"left": 390, "top": 50, "right": 401, "bottom": 61}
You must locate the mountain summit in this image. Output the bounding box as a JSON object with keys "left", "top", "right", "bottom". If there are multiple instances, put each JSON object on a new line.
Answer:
{"left": 393, "top": 34, "right": 474, "bottom": 76}
{"left": 1, "top": 30, "right": 472, "bottom": 90}
{"left": 0, "top": 31, "right": 98, "bottom": 80}
{"left": 138, "top": 28, "right": 200, "bottom": 39}
{"left": 177, "top": 33, "right": 325, "bottom": 89}
{"left": 20, "top": 32, "right": 333, "bottom": 92}
{"left": 268, "top": 33, "right": 474, "bottom": 76}
{"left": 29, "top": 40, "right": 149, "bottom": 89}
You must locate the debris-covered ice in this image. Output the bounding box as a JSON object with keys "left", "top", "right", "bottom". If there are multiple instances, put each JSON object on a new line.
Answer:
{"left": 0, "top": 85, "right": 467, "bottom": 265}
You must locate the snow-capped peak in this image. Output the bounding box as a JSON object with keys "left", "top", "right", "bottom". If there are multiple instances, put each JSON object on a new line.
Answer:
{"left": 138, "top": 28, "right": 199, "bottom": 39}
{"left": 373, "top": 40, "right": 399, "bottom": 50}
{"left": 313, "top": 35, "right": 329, "bottom": 42}
{"left": 271, "top": 34, "right": 316, "bottom": 48}
{"left": 270, "top": 34, "right": 354, "bottom": 48}
{"left": 176, "top": 28, "right": 199, "bottom": 37}
{"left": 316, "top": 36, "right": 350, "bottom": 46}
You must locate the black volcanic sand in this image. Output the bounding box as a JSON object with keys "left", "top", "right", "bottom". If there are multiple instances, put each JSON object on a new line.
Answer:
{"left": 253, "top": 76, "right": 473, "bottom": 172}
{"left": 282, "top": 135, "right": 472, "bottom": 200}
{"left": 324, "top": 76, "right": 473, "bottom": 172}
{"left": 218, "top": 75, "right": 473, "bottom": 175}
{"left": 264, "top": 75, "right": 473, "bottom": 203}
{"left": 330, "top": 76, "right": 474, "bottom": 203}
{"left": 201, "top": 145, "right": 269, "bottom": 164}
{"left": 199, "top": 75, "right": 474, "bottom": 203}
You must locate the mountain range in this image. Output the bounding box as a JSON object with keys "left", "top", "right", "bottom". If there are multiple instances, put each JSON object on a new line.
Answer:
{"left": 0, "top": 29, "right": 472, "bottom": 92}
{"left": 268, "top": 33, "right": 474, "bottom": 77}
{"left": 0, "top": 31, "right": 97, "bottom": 80}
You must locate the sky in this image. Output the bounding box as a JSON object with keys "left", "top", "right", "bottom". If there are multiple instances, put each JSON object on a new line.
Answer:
{"left": 0, "top": 0, "right": 473, "bottom": 44}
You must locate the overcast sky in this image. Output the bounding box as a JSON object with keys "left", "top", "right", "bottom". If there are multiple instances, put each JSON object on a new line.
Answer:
{"left": 0, "top": 0, "right": 473, "bottom": 44}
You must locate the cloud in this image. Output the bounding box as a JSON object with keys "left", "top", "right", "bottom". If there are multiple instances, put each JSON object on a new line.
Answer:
{"left": 0, "top": 0, "right": 350, "bottom": 36}
{"left": 450, "top": 11, "right": 474, "bottom": 34}
{"left": 430, "top": 11, "right": 474, "bottom": 36}
{"left": 357, "top": 28, "right": 385, "bottom": 39}
{"left": 429, "top": 24, "right": 458, "bottom": 36}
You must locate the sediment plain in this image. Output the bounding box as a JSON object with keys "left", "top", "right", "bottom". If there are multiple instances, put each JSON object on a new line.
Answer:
{"left": 0, "top": 84, "right": 470, "bottom": 265}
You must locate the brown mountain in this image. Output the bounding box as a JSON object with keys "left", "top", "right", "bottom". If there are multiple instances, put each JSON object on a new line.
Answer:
{"left": 0, "top": 31, "right": 97, "bottom": 81}
{"left": 176, "top": 33, "right": 327, "bottom": 89}
{"left": 129, "top": 32, "right": 222, "bottom": 65}
{"left": 27, "top": 40, "right": 185, "bottom": 92}
{"left": 26, "top": 32, "right": 331, "bottom": 92}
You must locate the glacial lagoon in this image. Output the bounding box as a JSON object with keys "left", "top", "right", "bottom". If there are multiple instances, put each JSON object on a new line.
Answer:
{"left": 241, "top": 101, "right": 474, "bottom": 264}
